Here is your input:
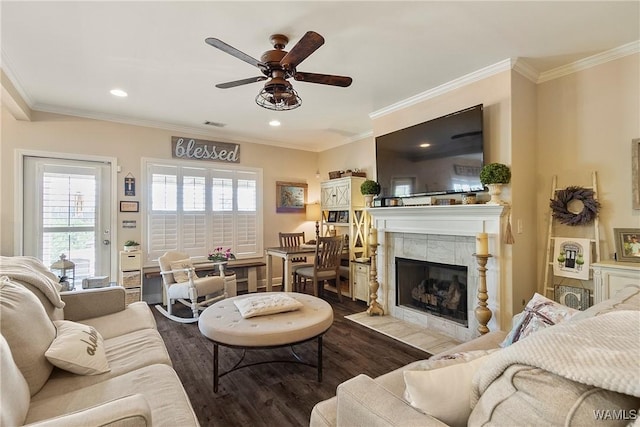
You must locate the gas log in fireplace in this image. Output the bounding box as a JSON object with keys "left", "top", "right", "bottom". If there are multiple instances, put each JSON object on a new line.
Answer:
{"left": 395, "top": 257, "right": 468, "bottom": 327}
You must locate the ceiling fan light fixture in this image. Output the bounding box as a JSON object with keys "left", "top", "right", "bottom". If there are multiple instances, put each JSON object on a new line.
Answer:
{"left": 255, "top": 79, "right": 301, "bottom": 111}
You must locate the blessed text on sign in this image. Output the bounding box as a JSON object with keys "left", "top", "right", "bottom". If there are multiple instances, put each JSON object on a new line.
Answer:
{"left": 171, "top": 136, "right": 240, "bottom": 163}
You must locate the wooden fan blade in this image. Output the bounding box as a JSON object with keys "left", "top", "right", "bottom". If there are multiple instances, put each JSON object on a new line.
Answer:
{"left": 280, "top": 31, "right": 325, "bottom": 69}
{"left": 293, "top": 72, "right": 352, "bottom": 87}
{"left": 215, "top": 76, "right": 267, "bottom": 89}
{"left": 205, "top": 37, "right": 266, "bottom": 71}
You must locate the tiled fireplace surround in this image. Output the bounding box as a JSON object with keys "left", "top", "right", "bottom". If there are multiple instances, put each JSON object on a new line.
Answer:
{"left": 369, "top": 204, "right": 508, "bottom": 342}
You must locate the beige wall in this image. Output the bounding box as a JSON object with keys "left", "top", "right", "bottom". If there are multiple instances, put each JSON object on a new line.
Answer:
{"left": 0, "top": 109, "right": 318, "bottom": 263}
{"left": 536, "top": 53, "right": 640, "bottom": 290}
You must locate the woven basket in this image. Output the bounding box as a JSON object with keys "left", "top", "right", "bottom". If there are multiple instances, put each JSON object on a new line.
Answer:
{"left": 328, "top": 171, "right": 341, "bottom": 179}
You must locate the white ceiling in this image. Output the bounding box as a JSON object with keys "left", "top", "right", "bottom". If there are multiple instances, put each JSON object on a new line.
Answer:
{"left": 2, "top": 1, "right": 638, "bottom": 152}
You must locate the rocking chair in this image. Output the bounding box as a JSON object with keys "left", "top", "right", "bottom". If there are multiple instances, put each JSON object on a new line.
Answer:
{"left": 156, "top": 251, "right": 235, "bottom": 323}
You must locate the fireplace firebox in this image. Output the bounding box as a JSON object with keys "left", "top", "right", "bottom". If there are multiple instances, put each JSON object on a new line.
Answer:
{"left": 395, "top": 257, "right": 468, "bottom": 326}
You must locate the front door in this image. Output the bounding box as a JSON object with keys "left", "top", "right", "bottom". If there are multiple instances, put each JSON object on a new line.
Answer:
{"left": 23, "top": 156, "right": 112, "bottom": 286}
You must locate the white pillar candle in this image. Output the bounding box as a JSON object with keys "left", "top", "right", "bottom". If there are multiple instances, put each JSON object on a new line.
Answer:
{"left": 476, "top": 232, "right": 488, "bottom": 255}
{"left": 369, "top": 228, "right": 378, "bottom": 245}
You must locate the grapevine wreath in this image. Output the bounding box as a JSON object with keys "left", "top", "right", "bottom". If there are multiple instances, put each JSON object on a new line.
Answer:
{"left": 550, "top": 186, "right": 600, "bottom": 226}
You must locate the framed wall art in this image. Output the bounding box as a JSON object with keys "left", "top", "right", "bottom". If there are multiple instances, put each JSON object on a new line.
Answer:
{"left": 614, "top": 228, "right": 640, "bottom": 262}
{"left": 553, "top": 237, "right": 591, "bottom": 280}
{"left": 276, "top": 181, "right": 307, "bottom": 213}
{"left": 119, "top": 201, "right": 139, "bottom": 213}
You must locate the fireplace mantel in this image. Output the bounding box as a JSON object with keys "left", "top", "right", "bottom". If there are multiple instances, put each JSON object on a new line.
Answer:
{"left": 367, "top": 204, "right": 509, "bottom": 341}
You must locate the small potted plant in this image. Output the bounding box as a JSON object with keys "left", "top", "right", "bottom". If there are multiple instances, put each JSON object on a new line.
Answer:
{"left": 123, "top": 240, "right": 140, "bottom": 252}
{"left": 479, "top": 163, "right": 511, "bottom": 205}
{"left": 360, "top": 179, "right": 381, "bottom": 207}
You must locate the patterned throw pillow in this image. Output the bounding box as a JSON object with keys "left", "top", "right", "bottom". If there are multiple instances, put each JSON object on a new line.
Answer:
{"left": 500, "top": 293, "right": 578, "bottom": 347}
{"left": 169, "top": 259, "right": 196, "bottom": 283}
{"left": 45, "top": 320, "right": 110, "bottom": 375}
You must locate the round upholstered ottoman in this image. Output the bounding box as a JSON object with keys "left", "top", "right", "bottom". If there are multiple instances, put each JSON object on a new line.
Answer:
{"left": 198, "top": 292, "right": 333, "bottom": 392}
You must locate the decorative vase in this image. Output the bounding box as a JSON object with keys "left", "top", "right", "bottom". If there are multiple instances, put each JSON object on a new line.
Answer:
{"left": 486, "top": 184, "right": 504, "bottom": 205}
{"left": 364, "top": 194, "right": 374, "bottom": 208}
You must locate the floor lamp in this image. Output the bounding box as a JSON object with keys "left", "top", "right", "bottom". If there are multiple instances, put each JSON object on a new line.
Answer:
{"left": 306, "top": 203, "right": 322, "bottom": 240}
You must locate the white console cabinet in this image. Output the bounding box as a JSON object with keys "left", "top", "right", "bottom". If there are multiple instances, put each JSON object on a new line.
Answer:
{"left": 592, "top": 260, "right": 640, "bottom": 303}
{"left": 118, "top": 251, "right": 143, "bottom": 305}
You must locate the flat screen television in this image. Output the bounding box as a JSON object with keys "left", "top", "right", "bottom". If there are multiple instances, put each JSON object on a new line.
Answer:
{"left": 375, "top": 104, "right": 484, "bottom": 199}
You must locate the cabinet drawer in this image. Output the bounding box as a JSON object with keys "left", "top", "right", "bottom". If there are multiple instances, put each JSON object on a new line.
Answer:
{"left": 120, "top": 271, "right": 141, "bottom": 288}
{"left": 120, "top": 253, "right": 141, "bottom": 271}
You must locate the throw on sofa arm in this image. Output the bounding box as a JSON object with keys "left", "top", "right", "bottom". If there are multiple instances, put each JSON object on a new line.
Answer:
{"left": 336, "top": 374, "right": 448, "bottom": 427}
{"left": 61, "top": 287, "right": 126, "bottom": 321}
{"left": 25, "top": 394, "right": 152, "bottom": 426}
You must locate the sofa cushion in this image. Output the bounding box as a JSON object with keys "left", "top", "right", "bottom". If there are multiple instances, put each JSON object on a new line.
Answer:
{"left": 78, "top": 301, "right": 157, "bottom": 340}
{"left": 403, "top": 353, "right": 493, "bottom": 427}
{"left": 0, "top": 277, "right": 56, "bottom": 396}
{"left": 34, "top": 328, "right": 172, "bottom": 401}
{"left": 500, "top": 292, "right": 577, "bottom": 347}
{"left": 469, "top": 364, "right": 640, "bottom": 426}
{"left": 571, "top": 284, "right": 640, "bottom": 322}
{"left": 45, "top": 320, "right": 110, "bottom": 375}
{"left": 25, "top": 364, "right": 199, "bottom": 426}
{"left": 0, "top": 334, "right": 30, "bottom": 427}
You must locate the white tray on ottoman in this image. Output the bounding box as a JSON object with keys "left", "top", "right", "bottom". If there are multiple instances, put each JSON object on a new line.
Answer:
{"left": 198, "top": 292, "right": 334, "bottom": 392}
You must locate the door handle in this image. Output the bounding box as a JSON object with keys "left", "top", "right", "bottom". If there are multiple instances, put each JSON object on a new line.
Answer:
{"left": 103, "top": 239, "right": 111, "bottom": 245}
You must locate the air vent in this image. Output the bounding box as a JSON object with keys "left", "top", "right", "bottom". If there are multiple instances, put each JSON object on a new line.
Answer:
{"left": 203, "top": 121, "right": 226, "bottom": 127}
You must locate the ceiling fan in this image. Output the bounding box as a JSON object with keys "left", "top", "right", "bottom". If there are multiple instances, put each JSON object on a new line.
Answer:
{"left": 205, "top": 31, "right": 352, "bottom": 111}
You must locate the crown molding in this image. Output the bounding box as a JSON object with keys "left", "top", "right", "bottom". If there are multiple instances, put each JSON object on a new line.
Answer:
{"left": 512, "top": 58, "right": 540, "bottom": 83}
{"left": 1, "top": 50, "right": 34, "bottom": 107}
{"left": 538, "top": 40, "right": 640, "bottom": 83}
{"left": 369, "top": 59, "right": 513, "bottom": 120}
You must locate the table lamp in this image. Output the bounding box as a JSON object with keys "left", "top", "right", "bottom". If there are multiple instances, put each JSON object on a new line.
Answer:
{"left": 306, "top": 203, "right": 322, "bottom": 239}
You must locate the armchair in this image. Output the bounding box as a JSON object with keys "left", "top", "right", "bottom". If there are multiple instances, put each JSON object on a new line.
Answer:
{"left": 156, "top": 251, "right": 235, "bottom": 323}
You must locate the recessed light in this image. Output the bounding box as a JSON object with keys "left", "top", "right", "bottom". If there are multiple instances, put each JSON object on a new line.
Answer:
{"left": 110, "top": 89, "right": 128, "bottom": 97}
{"left": 269, "top": 120, "right": 281, "bottom": 127}
{"left": 419, "top": 143, "right": 431, "bottom": 148}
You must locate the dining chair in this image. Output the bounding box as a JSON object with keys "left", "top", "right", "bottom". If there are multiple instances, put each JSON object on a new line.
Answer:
{"left": 295, "top": 235, "right": 345, "bottom": 301}
{"left": 156, "top": 251, "right": 235, "bottom": 323}
{"left": 278, "top": 232, "right": 313, "bottom": 291}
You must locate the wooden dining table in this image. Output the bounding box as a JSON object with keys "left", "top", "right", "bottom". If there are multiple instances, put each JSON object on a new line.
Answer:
{"left": 265, "top": 245, "right": 316, "bottom": 292}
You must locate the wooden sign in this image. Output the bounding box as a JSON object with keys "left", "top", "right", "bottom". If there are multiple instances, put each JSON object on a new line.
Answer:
{"left": 171, "top": 136, "right": 240, "bottom": 163}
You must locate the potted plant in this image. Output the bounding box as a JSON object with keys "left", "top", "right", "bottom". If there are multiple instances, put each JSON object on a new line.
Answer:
{"left": 124, "top": 240, "right": 140, "bottom": 252}
{"left": 479, "top": 163, "right": 511, "bottom": 205}
{"left": 360, "top": 179, "right": 381, "bottom": 207}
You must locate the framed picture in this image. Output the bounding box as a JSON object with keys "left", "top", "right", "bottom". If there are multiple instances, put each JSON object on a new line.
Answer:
{"left": 614, "top": 228, "right": 640, "bottom": 262}
{"left": 276, "top": 181, "right": 307, "bottom": 213}
{"left": 553, "top": 237, "right": 591, "bottom": 280}
{"left": 119, "top": 201, "right": 139, "bottom": 213}
{"left": 337, "top": 210, "right": 349, "bottom": 223}
{"left": 327, "top": 211, "right": 337, "bottom": 222}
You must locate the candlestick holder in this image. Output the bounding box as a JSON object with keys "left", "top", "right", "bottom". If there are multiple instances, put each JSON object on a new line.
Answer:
{"left": 473, "top": 253, "right": 493, "bottom": 335}
{"left": 367, "top": 243, "right": 384, "bottom": 316}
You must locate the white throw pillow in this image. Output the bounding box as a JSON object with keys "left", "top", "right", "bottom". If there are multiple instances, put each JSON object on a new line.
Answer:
{"left": 169, "top": 258, "right": 195, "bottom": 283}
{"left": 45, "top": 320, "right": 110, "bottom": 375}
{"left": 403, "top": 355, "right": 490, "bottom": 427}
{"left": 233, "top": 294, "right": 304, "bottom": 318}
{"left": 500, "top": 292, "right": 578, "bottom": 347}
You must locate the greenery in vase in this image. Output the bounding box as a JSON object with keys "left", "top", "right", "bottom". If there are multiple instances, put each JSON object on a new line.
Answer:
{"left": 208, "top": 247, "right": 235, "bottom": 262}
{"left": 124, "top": 240, "right": 140, "bottom": 247}
{"left": 479, "top": 163, "right": 511, "bottom": 185}
{"left": 360, "top": 179, "right": 381, "bottom": 195}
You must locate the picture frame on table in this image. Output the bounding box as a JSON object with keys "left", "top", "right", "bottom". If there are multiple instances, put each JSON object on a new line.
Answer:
{"left": 327, "top": 211, "right": 337, "bottom": 222}
{"left": 276, "top": 181, "right": 307, "bottom": 213}
{"left": 614, "top": 228, "right": 640, "bottom": 262}
{"left": 119, "top": 201, "right": 139, "bottom": 213}
{"left": 337, "top": 210, "right": 349, "bottom": 223}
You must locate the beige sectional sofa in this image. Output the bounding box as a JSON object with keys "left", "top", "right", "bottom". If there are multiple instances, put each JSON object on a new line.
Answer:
{"left": 0, "top": 256, "right": 199, "bottom": 426}
{"left": 311, "top": 285, "right": 640, "bottom": 427}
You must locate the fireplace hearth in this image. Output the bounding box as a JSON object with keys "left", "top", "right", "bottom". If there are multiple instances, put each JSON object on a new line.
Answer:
{"left": 396, "top": 257, "right": 468, "bottom": 327}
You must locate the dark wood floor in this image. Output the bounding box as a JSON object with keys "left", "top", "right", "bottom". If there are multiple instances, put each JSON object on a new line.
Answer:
{"left": 152, "top": 289, "right": 430, "bottom": 427}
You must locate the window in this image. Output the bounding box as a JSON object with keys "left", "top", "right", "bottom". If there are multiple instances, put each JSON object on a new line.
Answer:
{"left": 145, "top": 160, "right": 263, "bottom": 263}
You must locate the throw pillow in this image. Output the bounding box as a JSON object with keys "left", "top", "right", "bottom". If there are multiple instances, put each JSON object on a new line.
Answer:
{"left": 500, "top": 292, "right": 578, "bottom": 347}
{"left": 233, "top": 294, "right": 304, "bottom": 318}
{"left": 45, "top": 320, "right": 110, "bottom": 375}
{"left": 403, "top": 354, "right": 491, "bottom": 427}
{"left": 169, "top": 259, "right": 196, "bottom": 283}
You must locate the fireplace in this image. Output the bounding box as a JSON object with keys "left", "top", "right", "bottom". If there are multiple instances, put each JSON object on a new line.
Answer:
{"left": 396, "top": 257, "right": 468, "bottom": 327}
